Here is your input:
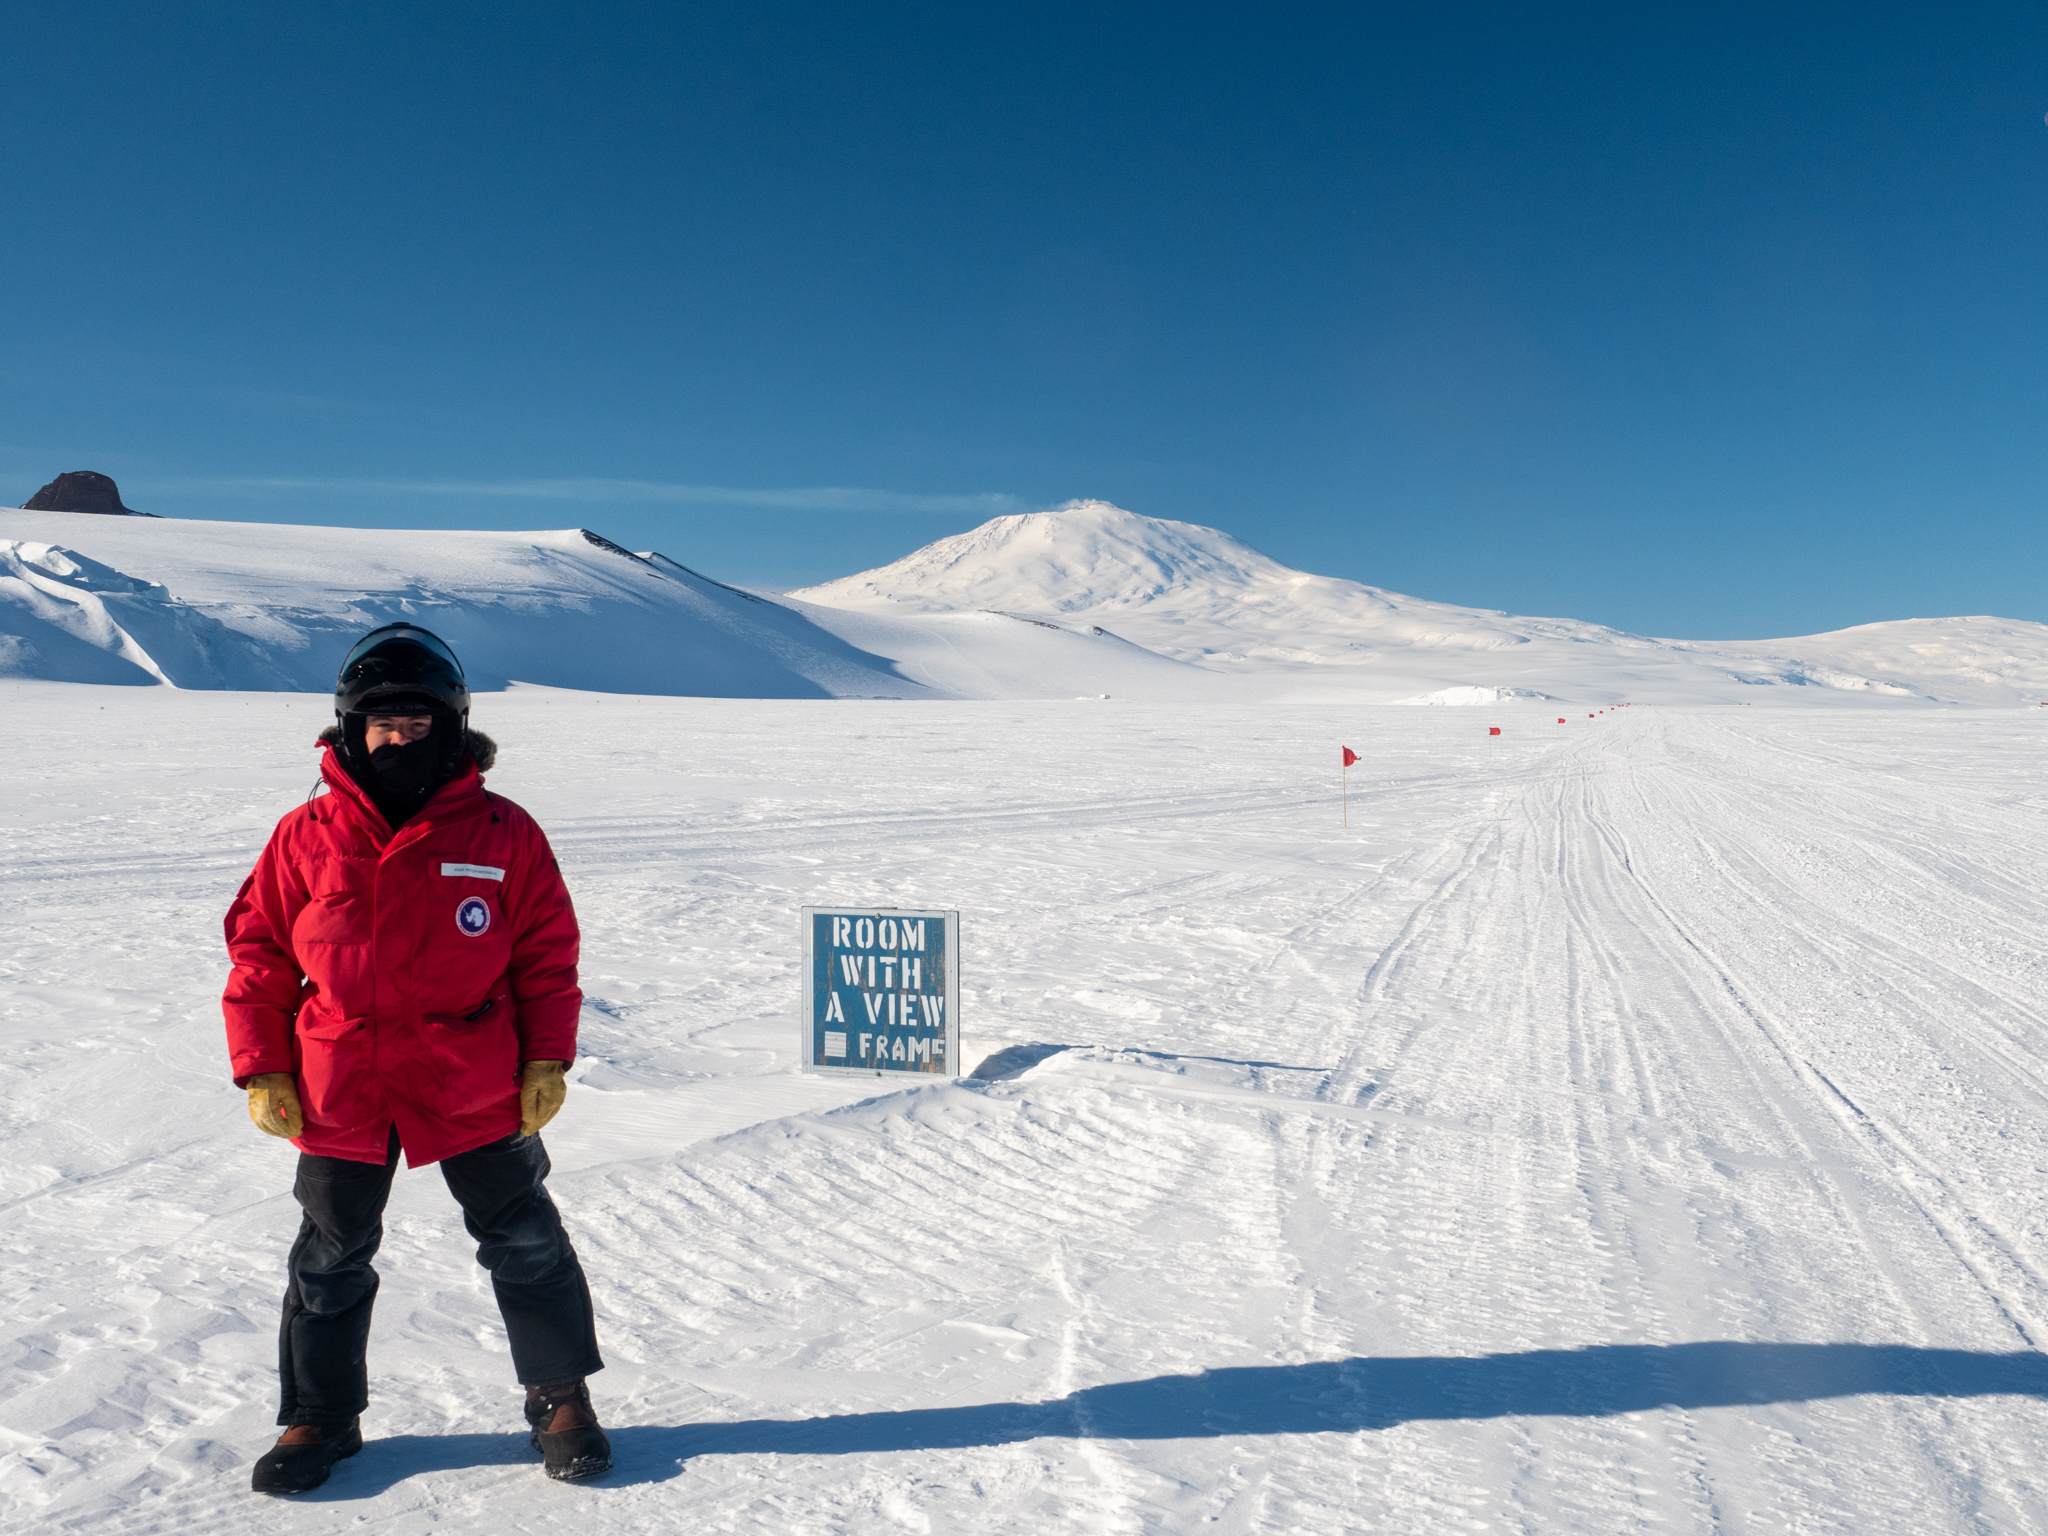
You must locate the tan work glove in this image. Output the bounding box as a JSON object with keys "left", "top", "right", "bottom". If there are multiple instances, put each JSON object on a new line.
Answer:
{"left": 520, "top": 1060, "right": 568, "bottom": 1136}
{"left": 247, "top": 1073, "right": 304, "bottom": 1139}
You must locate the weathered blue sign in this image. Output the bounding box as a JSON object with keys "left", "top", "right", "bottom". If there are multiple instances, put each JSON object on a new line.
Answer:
{"left": 801, "top": 907, "right": 960, "bottom": 1078}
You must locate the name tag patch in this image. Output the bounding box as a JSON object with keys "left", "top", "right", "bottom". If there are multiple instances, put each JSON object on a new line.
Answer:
{"left": 441, "top": 863, "right": 505, "bottom": 881}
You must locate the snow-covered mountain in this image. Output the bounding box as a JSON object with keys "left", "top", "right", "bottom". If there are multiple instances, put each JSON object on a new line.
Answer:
{"left": 791, "top": 499, "right": 1644, "bottom": 664}
{"left": 0, "top": 509, "right": 1212, "bottom": 700}
{"left": 8, "top": 499, "right": 2047, "bottom": 705}
{"left": 792, "top": 500, "right": 2048, "bottom": 706}
{"left": 0, "top": 512, "right": 930, "bottom": 696}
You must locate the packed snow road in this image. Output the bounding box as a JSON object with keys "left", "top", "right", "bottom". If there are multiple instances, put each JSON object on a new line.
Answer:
{"left": 2, "top": 685, "right": 2045, "bottom": 1533}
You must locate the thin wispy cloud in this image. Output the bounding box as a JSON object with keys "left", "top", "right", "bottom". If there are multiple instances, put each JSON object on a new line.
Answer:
{"left": 162, "top": 475, "right": 1029, "bottom": 517}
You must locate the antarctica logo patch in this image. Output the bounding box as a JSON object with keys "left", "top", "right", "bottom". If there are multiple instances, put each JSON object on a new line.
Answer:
{"left": 455, "top": 896, "right": 492, "bottom": 937}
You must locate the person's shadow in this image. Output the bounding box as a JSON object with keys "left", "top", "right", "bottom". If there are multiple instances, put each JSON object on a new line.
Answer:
{"left": 309, "top": 1341, "right": 2048, "bottom": 1496}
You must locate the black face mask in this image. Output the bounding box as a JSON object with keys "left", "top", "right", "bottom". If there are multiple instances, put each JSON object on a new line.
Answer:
{"left": 368, "top": 734, "right": 441, "bottom": 795}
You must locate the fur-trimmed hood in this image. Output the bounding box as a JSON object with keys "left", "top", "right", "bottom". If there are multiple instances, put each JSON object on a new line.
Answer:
{"left": 317, "top": 723, "right": 498, "bottom": 772}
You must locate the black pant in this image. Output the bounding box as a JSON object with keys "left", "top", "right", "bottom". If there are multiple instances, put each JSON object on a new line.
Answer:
{"left": 276, "top": 1129, "right": 603, "bottom": 1426}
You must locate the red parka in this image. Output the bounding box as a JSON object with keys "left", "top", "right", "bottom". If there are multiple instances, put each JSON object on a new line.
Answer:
{"left": 223, "top": 745, "right": 581, "bottom": 1166}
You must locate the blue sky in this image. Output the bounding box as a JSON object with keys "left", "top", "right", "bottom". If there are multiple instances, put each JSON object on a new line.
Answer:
{"left": 5, "top": 3, "right": 2045, "bottom": 638}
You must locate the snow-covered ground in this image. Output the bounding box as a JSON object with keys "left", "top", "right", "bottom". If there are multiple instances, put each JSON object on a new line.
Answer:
{"left": 5, "top": 683, "right": 2047, "bottom": 1532}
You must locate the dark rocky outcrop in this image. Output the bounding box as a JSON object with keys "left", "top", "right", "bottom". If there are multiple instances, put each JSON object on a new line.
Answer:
{"left": 21, "top": 471, "right": 145, "bottom": 515}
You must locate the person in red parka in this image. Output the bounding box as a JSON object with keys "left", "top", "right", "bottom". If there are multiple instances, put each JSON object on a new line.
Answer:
{"left": 223, "top": 624, "right": 611, "bottom": 1493}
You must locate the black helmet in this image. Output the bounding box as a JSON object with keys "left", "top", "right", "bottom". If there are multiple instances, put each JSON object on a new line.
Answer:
{"left": 335, "top": 624, "right": 470, "bottom": 718}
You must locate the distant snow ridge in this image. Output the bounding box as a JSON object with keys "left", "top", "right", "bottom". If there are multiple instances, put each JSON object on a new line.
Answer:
{"left": 12, "top": 500, "right": 2048, "bottom": 706}
{"left": 0, "top": 511, "right": 1214, "bottom": 700}
{"left": 793, "top": 500, "right": 2048, "bottom": 706}
{"left": 790, "top": 499, "right": 1628, "bottom": 668}
{"left": 1395, "top": 685, "right": 1555, "bottom": 706}
{"left": 794, "top": 499, "right": 1296, "bottom": 616}
{"left": 0, "top": 540, "right": 300, "bottom": 688}
{"left": 0, "top": 518, "right": 927, "bottom": 697}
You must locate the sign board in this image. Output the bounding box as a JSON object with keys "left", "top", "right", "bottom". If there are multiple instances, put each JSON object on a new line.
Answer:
{"left": 801, "top": 907, "right": 960, "bottom": 1078}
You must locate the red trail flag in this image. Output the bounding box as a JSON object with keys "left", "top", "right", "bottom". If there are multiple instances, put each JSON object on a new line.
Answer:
{"left": 1342, "top": 747, "right": 1359, "bottom": 767}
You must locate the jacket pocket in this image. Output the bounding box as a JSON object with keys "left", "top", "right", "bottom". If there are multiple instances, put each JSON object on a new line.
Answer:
{"left": 297, "top": 1012, "right": 369, "bottom": 1042}
{"left": 294, "top": 891, "right": 369, "bottom": 949}
{"left": 291, "top": 1009, "right": 377, "bottom": 1134}
{"left": 419, "top": 1000, "right": 521, "bottom": 1118}
{"left": 423, "top": 989, "right": 509, "bottom": 1036}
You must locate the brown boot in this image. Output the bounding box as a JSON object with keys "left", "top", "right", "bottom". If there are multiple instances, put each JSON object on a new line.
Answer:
{"left": 251, "top": 1418, "right": 363, "bottom": 1494}
{"left": 524, "top": 1379, "right": 611, "bottom": 1481}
